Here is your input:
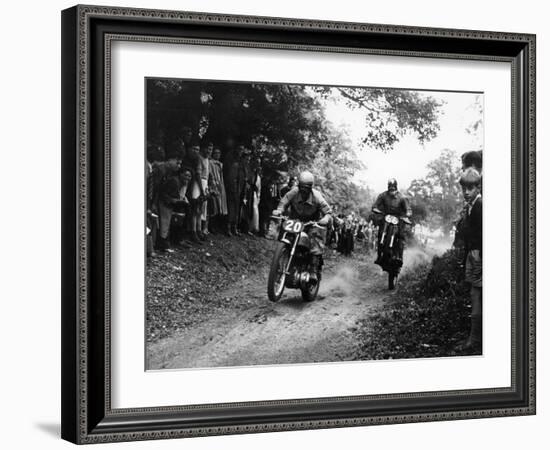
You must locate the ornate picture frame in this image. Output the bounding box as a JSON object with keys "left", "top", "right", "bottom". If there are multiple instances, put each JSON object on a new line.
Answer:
{"left": 61, "top": 5, "right": 535, "bottom": 444}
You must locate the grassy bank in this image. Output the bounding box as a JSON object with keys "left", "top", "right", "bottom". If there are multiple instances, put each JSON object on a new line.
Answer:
{"left": 356, "top": 248, "right": 475, "bottom": 359}
{"left": 146, "top": 235, "right": 276, "bottom": 343}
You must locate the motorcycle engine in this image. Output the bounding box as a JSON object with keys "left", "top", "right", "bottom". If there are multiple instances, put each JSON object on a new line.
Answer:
{"left": 285, "top": 269, "right": 311, "bottom": 289}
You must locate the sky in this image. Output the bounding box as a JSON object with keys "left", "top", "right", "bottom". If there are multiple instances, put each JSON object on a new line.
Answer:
{"left": 321, "top": 89, "right": 483, "bottom": 194}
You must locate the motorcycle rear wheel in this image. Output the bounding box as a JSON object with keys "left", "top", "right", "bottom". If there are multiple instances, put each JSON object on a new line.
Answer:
{"left": 301, "top": 277, "right": 320, "bottom": 302}
{"left": 388, "top": 272, "right": 398, "bottom": 290}
{"left": 267, "top": 243, "right": 290, "bottom": 302}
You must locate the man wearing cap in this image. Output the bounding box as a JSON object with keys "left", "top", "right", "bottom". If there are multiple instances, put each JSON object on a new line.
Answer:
{"left": 372, "top": 178, "right": 412, "bottom": 265}
{"left": 273, "top": 171, "right": 332, "bottom": 282}
{"left": 457, "top": 167, "right": 482, "bottom": 352}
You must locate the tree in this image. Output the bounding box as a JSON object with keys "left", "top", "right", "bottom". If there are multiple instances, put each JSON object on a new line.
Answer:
{"left": 147, "top": 79, "right": 445, "bottom": 220}
{"left": 316, "top": 87, "right": 444, "bottom": 152}
{"left": 407, "top": 149, "right": 462, "bottom": 236}
{"left": 465, "top": 94, "right": 483, "bottom": 150}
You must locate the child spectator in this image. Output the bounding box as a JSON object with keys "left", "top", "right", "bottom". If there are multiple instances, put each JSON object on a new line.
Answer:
{"left": 456, "top": 167, "right": 482, "bottom": 353}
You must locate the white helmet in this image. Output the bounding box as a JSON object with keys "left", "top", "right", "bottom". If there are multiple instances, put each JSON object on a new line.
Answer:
{"left": 298, "top": 171, "right": 314, "bottom": 187}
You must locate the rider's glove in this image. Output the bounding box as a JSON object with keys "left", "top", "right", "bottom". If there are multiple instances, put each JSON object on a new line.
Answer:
{"left": 272, "top": 209, "right": 282, "bottom": 216}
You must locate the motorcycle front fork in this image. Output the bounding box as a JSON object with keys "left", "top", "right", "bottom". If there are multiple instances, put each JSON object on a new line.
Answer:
{"left": 284, "top": 235, "right": 300, "bottom": 275}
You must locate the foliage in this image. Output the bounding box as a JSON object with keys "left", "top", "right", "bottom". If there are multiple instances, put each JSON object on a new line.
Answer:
{"left": 147, "top": 79, "right": 444, "bottom": 215}
{"left": 148, "top": 80, "right": 330, "bottom": 167}
{"left": 406, "top": 148, "right": 463, "bottom": 234}
{"left": 465, "top": 94, "right": 483, "bottom": 149}
{"left": 316, "top": 86, "right": 443, "bottom": 152}
{"left": 356, "top": 248, "right": 474, "bottom": 359}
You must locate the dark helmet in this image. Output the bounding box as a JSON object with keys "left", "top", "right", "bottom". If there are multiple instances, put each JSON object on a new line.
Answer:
{"left": 387, "top": 178, "right": 398, "bottom": 190}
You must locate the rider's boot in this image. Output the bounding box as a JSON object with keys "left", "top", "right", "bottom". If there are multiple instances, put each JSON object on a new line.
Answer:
{"left": 396, "top": 240, "right": 404, "bottom": 265}
{"left": 374, "top": 249, "right": 382, "bottom": 265}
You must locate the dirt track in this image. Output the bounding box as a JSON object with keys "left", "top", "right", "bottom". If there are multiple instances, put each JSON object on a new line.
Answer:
{"left": 147, "top": 250, "right": 394, "bottom": 370}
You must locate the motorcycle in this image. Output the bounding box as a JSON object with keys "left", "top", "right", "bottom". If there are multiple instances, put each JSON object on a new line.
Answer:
{"left": 373, "top": 208, "right": 410, "bottom": 290}
{"left": 267, "top": 216, "right": 324, "bottom": 302}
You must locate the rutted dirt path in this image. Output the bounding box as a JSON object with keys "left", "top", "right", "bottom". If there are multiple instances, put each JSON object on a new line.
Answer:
{"left": 147, "top": 252, "right": 393, "bottom": 370}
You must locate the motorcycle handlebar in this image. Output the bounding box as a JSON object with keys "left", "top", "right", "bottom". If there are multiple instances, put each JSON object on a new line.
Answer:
{"left": 269, "top": 216, "right": 326, "bottom": 228}
{"left": 372, "top": 212, "right": 412, "bottom": 224}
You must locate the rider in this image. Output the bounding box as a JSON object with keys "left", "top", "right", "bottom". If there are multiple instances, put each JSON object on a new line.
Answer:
{"left": 273, "top": 171, "right": 332, "bottom": 282}
{"left": 372, "top": 178, "right": 411, "bottom": 265}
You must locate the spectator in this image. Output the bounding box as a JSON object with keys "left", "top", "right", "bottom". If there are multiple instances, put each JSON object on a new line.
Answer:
{"left": 237, "top": 150, "right": 251, "bottom": 234}
{"left": 181, "top": 141, "right": 205, "bottom": 244}
{"left": 198, "top": 142, "right": 212, "bottom": 237}
{"left": 280, "top": 176, "right": 297, "bottom": 197}
{"left": 227, "top": 147, "right": 250, "bottom": 236}
{"left": 157, "top": 151, "right": 183, "bottom": 252}
{"left": 456, "top": 167, "right": 482, "bottom": 353}
{"left": 170, "top": 168, "right": 193, "bottom": 246}
{"left": 208, "top": 147, "right": 228, "bottom": 234}
{"left": 181, "top": 126, "right": 193, "bottom": 150}
{"left": 461, "top": 150, "right": 482, "bottom": 173}
{"left": 222, "top": 140, "right": 239, "bottom": 183}
{"left": 226, "top": 147, "right": 241, "bottom": 236}
{"left": 247, "top": 156, "right": 262, "bottom": 235}
{"left": 259, "top": 171, "right": 283, "bottom": 238}
{"left": 146, "top": 144, "right": 165, "bottom": 256}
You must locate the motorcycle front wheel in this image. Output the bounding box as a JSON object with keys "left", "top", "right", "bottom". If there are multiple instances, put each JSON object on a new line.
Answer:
{"left": 267, "top": 243, "right": 290, "bottom": 302}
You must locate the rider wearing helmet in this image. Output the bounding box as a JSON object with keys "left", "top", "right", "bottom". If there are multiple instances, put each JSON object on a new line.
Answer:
{"left": 372, "top": 178, "right": 412, "bottom": 265}
{"left": 273, "top": 171, "right": 332, "bottom": 281}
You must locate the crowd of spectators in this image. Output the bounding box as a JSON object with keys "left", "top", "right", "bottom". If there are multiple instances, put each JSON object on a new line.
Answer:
{"left": 145, "top": 131, "right": 383, "bottom": 258}
{"left": 146, "top": 134, "right": 287, "bottom": 254}
{"left": 328, "top": 213, "right": 378, "bottom": 256}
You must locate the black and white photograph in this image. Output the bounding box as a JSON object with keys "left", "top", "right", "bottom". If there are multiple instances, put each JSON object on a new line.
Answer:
{"left": 145, "top": 78, "right": 483, "bottom": 370}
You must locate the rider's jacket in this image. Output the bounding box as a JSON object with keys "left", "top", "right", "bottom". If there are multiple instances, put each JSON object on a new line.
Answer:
{"left": 373, "top": 191, "right": 411, "bottom": 218}
{"left": 277, "top": 187, "right": 332, "bottom": 222}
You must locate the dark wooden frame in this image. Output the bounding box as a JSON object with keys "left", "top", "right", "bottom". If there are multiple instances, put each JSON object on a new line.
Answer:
{"left": 61, "top": 4, "right": 536, "bottom": 444}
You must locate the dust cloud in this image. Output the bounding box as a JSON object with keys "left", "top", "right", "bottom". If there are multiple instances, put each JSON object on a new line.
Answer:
{"left": 402, "top": 239, "right": 453, "bottom": 272}
{"left": 319, "top": 266, "right": 357, "bottom": 296}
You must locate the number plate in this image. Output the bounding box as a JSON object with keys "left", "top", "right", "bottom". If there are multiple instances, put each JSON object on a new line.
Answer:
{"left": 282, "top": 219, "right": 304, "bottom": 234}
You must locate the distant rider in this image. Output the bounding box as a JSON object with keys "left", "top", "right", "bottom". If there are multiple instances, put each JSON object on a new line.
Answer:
{"left": 372, "top": 178, "right": 411, "bottom": 265}
{"left": 273, "top": 171, "right": 332, "bottom": 282}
